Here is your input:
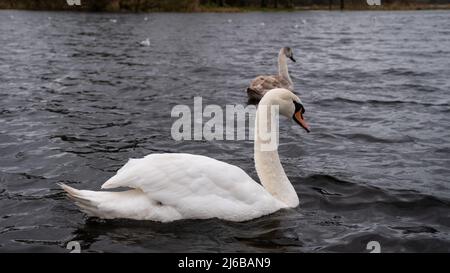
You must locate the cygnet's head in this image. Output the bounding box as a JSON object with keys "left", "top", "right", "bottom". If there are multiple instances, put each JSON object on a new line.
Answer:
{"left": 282, "top": 47, "right": 296, "bottom": 62}
{"left": 260, "top": 88, "right": 310, "bottom": 133}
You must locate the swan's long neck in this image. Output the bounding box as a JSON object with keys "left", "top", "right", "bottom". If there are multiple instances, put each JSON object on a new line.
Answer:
{"left": 278, "top": 49, "right": 293, "bottom": 86}
{"left": 254, "top": 102, "right": 299, "bottom": 207}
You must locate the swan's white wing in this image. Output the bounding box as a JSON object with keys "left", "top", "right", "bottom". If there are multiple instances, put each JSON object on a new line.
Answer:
{"left": 101, "top": 153, "right": 284, "bottom": 221}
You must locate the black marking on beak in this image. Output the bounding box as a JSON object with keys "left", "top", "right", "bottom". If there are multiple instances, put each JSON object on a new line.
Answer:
{"left": 290, "top": 56, "right": 296, "bottom": 62}
{"left": 293, "top": 101, "right": 309, "bottom": 133}
{"left": 294, "top": 101, "right": 305, "bottom": 114}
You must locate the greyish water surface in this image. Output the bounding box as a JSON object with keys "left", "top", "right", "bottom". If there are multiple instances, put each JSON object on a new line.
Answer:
{"left": 0, "top": 10, "right": 449, "bottom": 252}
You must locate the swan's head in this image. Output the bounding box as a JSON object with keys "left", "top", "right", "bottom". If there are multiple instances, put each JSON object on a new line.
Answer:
{"left": 282, "top": 47, "right": 296, "bottom": 62}
{"left": 261, "top": 88, "right": 310, "bottom": 133}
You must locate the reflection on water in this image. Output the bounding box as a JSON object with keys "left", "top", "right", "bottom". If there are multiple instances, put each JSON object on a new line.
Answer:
{"left": 0, "top": 10, "right": 449, "bottom": 252}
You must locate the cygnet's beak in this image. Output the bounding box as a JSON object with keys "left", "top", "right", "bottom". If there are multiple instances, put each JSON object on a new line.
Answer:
{"left": 289, "top": 56, "right": 296, "bottom": 62}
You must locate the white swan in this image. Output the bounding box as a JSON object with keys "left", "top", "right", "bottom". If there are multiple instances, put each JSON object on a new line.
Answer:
{"left": 247, "top": 47, "right": 296, "bottom": 101}
{"left": 59, "top": 89, "right": 310, "bottom": 222}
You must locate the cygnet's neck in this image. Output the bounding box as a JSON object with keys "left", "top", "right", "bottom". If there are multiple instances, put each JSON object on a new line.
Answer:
{"left": 253, "top": 99, "right": 299, "bottom": 207}
{"left": 278, "top": 49, "right": 293, "bottom": 86}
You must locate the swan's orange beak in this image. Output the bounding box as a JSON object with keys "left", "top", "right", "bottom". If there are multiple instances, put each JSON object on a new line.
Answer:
{"left": 294, "top": 110, "right": 310, "bottom": 133}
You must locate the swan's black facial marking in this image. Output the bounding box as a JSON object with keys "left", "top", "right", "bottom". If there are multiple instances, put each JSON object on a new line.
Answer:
{"left": 293, "top": 101, "right": 305, "bottom": 115}
{"left": 284, "top": 47, "right": 296, "bottom": 62}
{"left": 293, "top": 101, "right": 309, "bottom": 133}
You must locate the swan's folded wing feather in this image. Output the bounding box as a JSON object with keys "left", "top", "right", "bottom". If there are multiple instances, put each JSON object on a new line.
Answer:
{"left": 250, "top": 75, "right": 293, "bottom": 94}
{"left": 101, "top": 153, "right": 280, "bottom": 220}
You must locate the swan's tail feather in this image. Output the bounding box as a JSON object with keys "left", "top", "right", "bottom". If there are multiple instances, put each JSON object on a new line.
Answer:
{"left": 58, "top": 183, "right": 103, "bottom": 217}
{"left": 58, "top": 183, "right": 180, "bottom": 221}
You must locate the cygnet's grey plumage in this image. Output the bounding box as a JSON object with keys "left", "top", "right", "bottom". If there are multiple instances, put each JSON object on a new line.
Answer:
{"left": 247, "top": 47, "right": 296, "bottom": 101}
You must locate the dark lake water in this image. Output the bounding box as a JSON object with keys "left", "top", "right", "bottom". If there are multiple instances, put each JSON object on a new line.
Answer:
{"left": 0, "top": 10, "right": 449, "bottom": 253}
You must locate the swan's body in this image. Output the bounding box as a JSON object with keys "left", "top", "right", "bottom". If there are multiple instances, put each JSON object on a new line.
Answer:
{"left": 61, "top": 154, "right": 286, "bottom": 222}
{"left": 247, "top": 47, "right": 296, "bottom": 101}
{"left": 60, "top": 89, "right": 310, "bottom": 222}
